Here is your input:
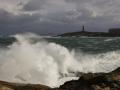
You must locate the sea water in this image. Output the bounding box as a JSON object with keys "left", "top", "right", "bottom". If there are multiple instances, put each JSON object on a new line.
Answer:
{"left": 0, "top": 33, "right": 120, "bottom": 87}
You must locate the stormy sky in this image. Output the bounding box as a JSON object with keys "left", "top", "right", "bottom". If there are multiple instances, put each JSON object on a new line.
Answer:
{"left": 0, "top": 0, "right": 120, "bottom": 35}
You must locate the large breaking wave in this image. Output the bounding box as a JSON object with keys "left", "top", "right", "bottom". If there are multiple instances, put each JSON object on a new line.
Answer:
{"left": 0, "top": 33, "right": 120, "bottom": 87}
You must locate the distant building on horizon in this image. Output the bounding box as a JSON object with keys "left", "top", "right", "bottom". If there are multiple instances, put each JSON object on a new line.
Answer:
{"left": 109, "top": 28, "right": 120, "bottom": 34}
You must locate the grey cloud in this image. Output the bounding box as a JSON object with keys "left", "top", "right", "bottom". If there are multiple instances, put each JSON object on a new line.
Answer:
{"left": 0, "top": 9, "right": 41, "bottom": 34}
{"left": 22, "top": 0, "right": 45, "bottom": 11}
{"left": 0, "top": 0, "right": 120, "bottom": 35}
{"left": 0, "top": 9, "right": 77, "bottom": 35}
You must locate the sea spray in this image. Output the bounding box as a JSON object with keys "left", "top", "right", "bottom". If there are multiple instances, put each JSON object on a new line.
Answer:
{"left": 0, "top": 33, "right": 82, "bottom": 87}
{"left": 0, "top": 33, "right": 120, "bottom": 87}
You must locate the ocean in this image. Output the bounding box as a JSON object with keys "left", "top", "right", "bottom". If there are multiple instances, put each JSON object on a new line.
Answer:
{"left": 0, "top": 33, "right": 120, "bottom": 87}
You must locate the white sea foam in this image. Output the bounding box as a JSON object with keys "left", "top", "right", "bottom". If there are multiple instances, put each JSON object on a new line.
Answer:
{"left": 0, "top": 33, "right": 120, "bottom": 87}
{"left": 104, "top": 39, "right": 114, "bottom": 42}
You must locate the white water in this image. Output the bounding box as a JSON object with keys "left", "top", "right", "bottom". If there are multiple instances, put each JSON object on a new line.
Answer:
{"left": 0, "top": 33, "right": 120, "bottom": 87}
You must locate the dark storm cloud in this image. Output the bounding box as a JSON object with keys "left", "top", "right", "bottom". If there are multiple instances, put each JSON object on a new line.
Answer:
{"left": 0, "top": 9, "right": 45, "bottom": 35}
{"left": 0, "top": 8, "right": 76, "bottom": 35}
{"left": 0, "top": 0, "right": 120, "bottom": 35}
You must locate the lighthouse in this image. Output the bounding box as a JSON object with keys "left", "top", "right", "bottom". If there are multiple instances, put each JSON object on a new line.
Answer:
{"left": 82, "top": 25, "right": 85, "bottom": 32}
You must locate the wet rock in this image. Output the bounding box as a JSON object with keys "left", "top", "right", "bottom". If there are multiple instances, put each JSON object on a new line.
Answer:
{"left": 58, "top": 68, "right": 120, "bottom": 90}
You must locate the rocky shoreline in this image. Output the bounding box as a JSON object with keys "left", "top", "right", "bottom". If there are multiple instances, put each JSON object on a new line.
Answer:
{"left": 58, "top": 31, "right": 120, "bottom": 37}
{"left": 0, "top": 67, "right": 120, "bottom": 90}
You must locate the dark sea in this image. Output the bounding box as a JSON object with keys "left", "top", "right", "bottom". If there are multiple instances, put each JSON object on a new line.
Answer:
{"left": 46, "top": 37, "right": 120, "bottom": 54}
{"left": 1, "top": 36, "right": 120, "bottom": 53}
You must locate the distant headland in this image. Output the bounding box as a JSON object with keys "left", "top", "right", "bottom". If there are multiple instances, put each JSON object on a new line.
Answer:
{"left": 58, "top": 26, "right": 120, "bottom": 37}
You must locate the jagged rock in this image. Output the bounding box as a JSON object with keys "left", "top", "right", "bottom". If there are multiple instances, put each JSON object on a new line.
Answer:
{"left": 58, "top": 68, "right": 120, "bottom": 90}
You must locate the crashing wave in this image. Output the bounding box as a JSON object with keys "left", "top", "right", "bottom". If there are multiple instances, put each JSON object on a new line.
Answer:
{"left": 0, "top": 33, "right": 120, "bottom": 87}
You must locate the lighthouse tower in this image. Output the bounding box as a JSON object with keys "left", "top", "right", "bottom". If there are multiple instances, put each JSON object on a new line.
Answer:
{"left": 82, "top": 25, "right": 85, "bottom": 32}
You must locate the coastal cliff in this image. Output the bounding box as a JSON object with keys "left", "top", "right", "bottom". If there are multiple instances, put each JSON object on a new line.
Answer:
{"left": 0, "top": 67, "right": 120, "bottom": 90}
